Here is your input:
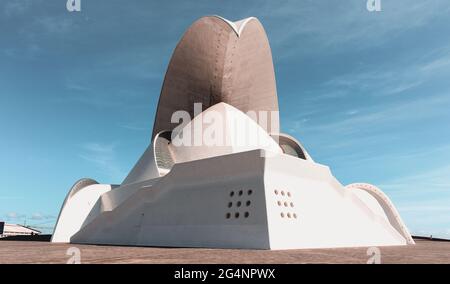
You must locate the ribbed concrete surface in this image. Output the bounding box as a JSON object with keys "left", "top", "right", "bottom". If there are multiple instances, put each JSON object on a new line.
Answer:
{"left": 152, "top": 16, "right": 279, "bottom": 138}
{"left": 0, "top": 239, "right": 449, "bottom": 264}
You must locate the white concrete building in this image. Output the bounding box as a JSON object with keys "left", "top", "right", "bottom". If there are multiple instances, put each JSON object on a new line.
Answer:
{"left": 52, "top": 16, "right": 414, "bottom": 249}
{"left": 0, "top": 222, "right": 41, "bottom": 238}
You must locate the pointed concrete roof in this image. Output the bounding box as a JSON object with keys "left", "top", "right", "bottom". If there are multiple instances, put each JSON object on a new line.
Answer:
{"left": 152, "top": 16, "right": 279, "bottom": 139}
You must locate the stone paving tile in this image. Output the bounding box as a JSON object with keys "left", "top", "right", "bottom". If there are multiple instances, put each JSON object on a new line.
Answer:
{"left": 0, "top": 239, "right": 449, "bottom": 264}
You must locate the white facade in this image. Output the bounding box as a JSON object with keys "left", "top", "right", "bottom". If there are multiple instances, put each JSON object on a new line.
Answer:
{"left": 52, "top": 16, "right": 414, "bottom": 249}
{"left": 52, "top": 101, "right": 414, "bottom": 249}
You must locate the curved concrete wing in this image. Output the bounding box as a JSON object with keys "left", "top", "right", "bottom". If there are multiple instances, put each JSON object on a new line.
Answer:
{"left": 152, "top": 16, "right": 279, "bottom": 138}
{"left": 346, "top": 183, "right": 415, "bottom": 245}
{"left": 170, "top": 102, "right": 282, "bottom": 164}
{"left": 270, "top": 133, "right": 314, "bottom": 162}
{"left": 122, "top": 130, "right": 172, "bottom": 185}
{"left": 52, "top": 179, "right": 112, "bottom": 242}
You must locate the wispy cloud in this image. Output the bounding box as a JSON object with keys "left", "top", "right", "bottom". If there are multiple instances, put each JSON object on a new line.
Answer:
{"left": 4, "top": 212, "right": 54, "bottom": 221}
{"left": 65, "top": 82, "right": 91, "bottom": 92}
{"left": 34, "top": 16, "right": 76, "bottom": 35}
{"left": 58, "top": 45, "right": 164, "bottom": 110}
{"left": 421, "top": 54, "right": 450, "bottom": 73}
{"left": 263, "top": 0, "right": 450, "bottom": 58}
{"left": 380, "top": 162, "right": 450, "bottom": 195}
{"left": 4, "top": 212, "right": 26, "bottom": 220}
{"left": 315, "top": 47, "right": 450, "bottom": 101}
{"left": 2, "top": 0, "right": 36, "bottom": 17}
{"left": 118, "top": 123, "right": 151, "bottom": 131}
{"left": 79, "top": 142, "right": 125, "bottom": 180}
{"left": 30, "top": 212, "right": 56, "bottom": 221}
{"left": 293, "top": 92, "right": 450, "bottom": 140}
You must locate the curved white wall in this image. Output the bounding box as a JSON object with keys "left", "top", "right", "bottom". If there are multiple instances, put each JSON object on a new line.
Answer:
{"left": 52, "top": 184, "right": 112, "bottom": 243}
{"left": 171, "top": 102, "right": 282, "bottom": 163}
{"left": 122, "top": 143, "right": 160, "bottom": 185}
{"left": 346, "top": 183, "right": 415, "bottom": 245}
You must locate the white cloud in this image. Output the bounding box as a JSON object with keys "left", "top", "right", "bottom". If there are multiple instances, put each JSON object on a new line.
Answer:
{"left": 30, "top": 212, "right": 56, "bottom": 220}
{"left": 117, "top": 123, "right": 150, "bottom": 131}
{"left": 2, "top": 0, "right": 35, "bottom": 17}
{"left": 316, "top": 46, "right": 450, "bottom": 101}
{"left": 297, "top": 92, "right": 450, "bottom": 138}
{"left": 5, "top": 212, "right": 26, "bottom": 219}
{"left": 379, "top": 162, "right": 450, "bottom": 195}
{"left": 263, "top": 0, "right": 450, "bottom": 58}
{"left": 79, "top": 142, "right": 125, "bottom": 180}
{"left": 36, "top": 16, "right": 76, "bottom": 35}
{"left": 30, "top": 212, "right": 43, "bottom": 220}
{"left": 421, "top": 54, "right": 450, "bottom": 73}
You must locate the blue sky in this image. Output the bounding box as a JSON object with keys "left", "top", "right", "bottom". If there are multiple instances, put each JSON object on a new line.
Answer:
{"left": 1, "top": 0, "right": 449, "bottom": 237}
